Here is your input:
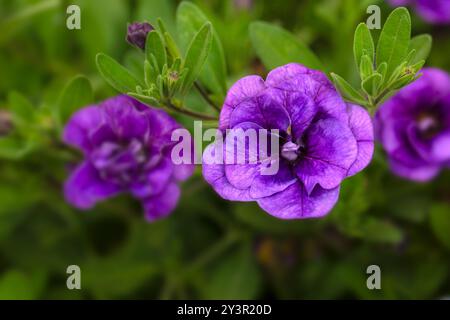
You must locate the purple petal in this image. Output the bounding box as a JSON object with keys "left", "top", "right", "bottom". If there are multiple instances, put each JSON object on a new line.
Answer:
{"left": 228, "top": 92, "right": 290, "bottom": 130}
{"left": 417, "top": 0, "right": 450, "bottom": 24}
{"left": 249, "top": 160, "right": 297, "bottom": 198}
{"left": 147, "top": 108, "right": 183, "bottom": 154}
{"left": 283, "top": 91, "right": 316, "bottom": 140}
{"left": 257, "top": 182, "right": 340, "bottom": 219}
{"left": 89, "top": 123, "right": 116, "bottom": 146}
{"left": 101, "top": 95, "right": 149, "bottom": 141}
{"left": 346, "top": 104, "right": 375, "bottom": 176}
{"left": 407, "top": 125, "right": 450, "bottom": 164}
{"left": 173, "top": 162, "right": 195, "bottom": 181}
{"left": 202, "top": 142, "right": 252, "bottom": 201}
{"left": 388, "top": 0, "right": 412, "bottom": 5}
{"left": 295, "top": 118, "right": 358, "bottom": 193}
{"left": 130, "top": 157, "right": 173, "bottom": 198}
{"left": 375, "top": 92, "right": 418, "bottom": 154}
{"left": 225, "top": 163, "right": 260, "bottom": 189}
{"left": 265, "top": 63, "right": 348, "bottom": 123}
{"left": 220, "top": 75, "right": 266, "bottom": 130}
{"left": 389, "top": 158, "right": 441, "bottom": 182}
{"left": 64, "top": 161, "right": 122, "bottom": 209}
{"left": 142, "top": 182, "right": 180, "bottom": 221}
{"left": 63, "top": 105, "right": 104, "bottom": 153}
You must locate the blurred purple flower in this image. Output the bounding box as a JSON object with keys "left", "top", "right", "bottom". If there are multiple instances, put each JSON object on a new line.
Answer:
{"left": 63, "top": 95, "right": 194, "bottom": 221}
{"left": 375, "top": 68, "right": 450, "bottom": 182}
{"left": 126, "top": 22, "right": 153, "bottom": 50}
{"left": 202, "top": 63, "right": 374, "bottom": 219}
{"left": 233, "top": 0, "right": 253, "bottom": 11}
{"left": 388, "top": 0, "right": 450, "bottom": 24}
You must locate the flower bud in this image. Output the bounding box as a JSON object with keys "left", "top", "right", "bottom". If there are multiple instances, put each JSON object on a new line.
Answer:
{"left": 126, "top": 22, "right": 153, "bottom": 50}
{"left": 0, "top": 110, "right": 12, "bottom": 136}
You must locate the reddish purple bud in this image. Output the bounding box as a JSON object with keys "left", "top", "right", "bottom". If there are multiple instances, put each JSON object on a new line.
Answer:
{"left": 126, "top": 22, "right": 154, "bottom": 50}
{"left": 0, "top": 110, "right": 12, "bottom": 136}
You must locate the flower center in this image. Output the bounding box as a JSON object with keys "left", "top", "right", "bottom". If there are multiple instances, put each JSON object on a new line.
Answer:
{"left": 91, "top": 139, "right": 148, "bottom": 184}
{"left": 281, "top": 141, "right": 300, "bottom": 161}
{"left": 416, "top": 112, "right": 441, "bottom": 139}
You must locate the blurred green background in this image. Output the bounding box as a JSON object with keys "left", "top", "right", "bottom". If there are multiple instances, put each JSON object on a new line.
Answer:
{"left": 0, "top": 0, "right": 449, "bottom": 299}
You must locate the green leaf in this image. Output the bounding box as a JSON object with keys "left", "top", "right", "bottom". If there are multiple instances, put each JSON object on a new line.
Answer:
{"left": 359, "top": 54, "right": 374, "bottom": 80}
{"left": 361, "top": 218, "right": 403, "bottom": 245}
{"left": 410, "top": 59, "right": 425, "bottom": 74}
{"left": 387, "top": 61, "right": 408, "bottom": 86}
{"left": 0, "top": 136, "right": 34, "bottom": 160}
{"left": 377, "top": 62, "right": 388, "bottom": 82}
{"left": 144, "top": 60, "right": 157, "bottom": 87}
{"left": 249, "top": 21, "right": 323, "bottom": 71}
{"left": 390, "top": 73, "right": 415, "bottom": 89}
{"left": 145, "top": 31, "right": 167, "bottom": 73}
{"left": 354, "top": 23, "right": 375, "bottom": 69}
{"left": 96, "top": 53, "right": 142, "bottom": 93}
{"left": 362, "top": 73, "right": 382, "bottom": 96}
{"left": 331, "top": 73, "right": 366, "bottom": 105}
{"left": 233, "top": 202, "right": 316, "bottom": 235}
{"left": 203, "top": 244, "right": 262, "bottom": 299}
{"left": 0, "top": 0, "right": 60, "bottom": 46}
{"left": 57, "top": 75, "right": 93, "bottom": 125}
{"left": 430, "top": 203, "right": 450, "bottom": 250}
{"left": 182, "top": 22, "right": 213, "bottom": 94}
{"left": 158, "top": 18, "right": 181, "bottom": 59}
{"left": 127, "top": 92, "right": 160, "bottom": 107}
{"left": 0, "top": 270, "right": 45, "bottom": 300}
{"left": 376, "top": 7, "right": 411, "bottom": 79}
{"left": 7, "top": 92, "right": 35, "bottom": 127}
{"left": 176, "top": 2, "right": 227, "bottom": 97}
{"left": 408, "top": 34, "right": 432, "bottom": 65}
{"left": 135, "top": 0, "right": 176, "bottom": 35}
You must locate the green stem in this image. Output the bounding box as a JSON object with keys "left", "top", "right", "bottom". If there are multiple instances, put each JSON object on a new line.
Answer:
{"left": 194, "top": 82, "right": 221, "bottom": 112}
{"left": 165, "top": 100, "right": 218, "bottom": 120}
{"left": 183, "top": 231, "right": 240, "bottom": 277}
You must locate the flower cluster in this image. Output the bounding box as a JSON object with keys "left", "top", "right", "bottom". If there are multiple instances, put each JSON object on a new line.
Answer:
{"left": 388, "top": 0, "right": 450, "bottom": 24}
{"left": 202, "top": 64, "right": 374, "bottom": 219}
{"left": 63, "top": 95, "right": 193, "bottom": 221}
{"left": 375, "top": 68, "right": 450, "bottom": 181}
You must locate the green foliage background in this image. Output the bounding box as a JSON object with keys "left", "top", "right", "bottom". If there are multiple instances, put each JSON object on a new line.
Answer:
{"left": 0, "top": 0, "right": 449, "bottom": 299}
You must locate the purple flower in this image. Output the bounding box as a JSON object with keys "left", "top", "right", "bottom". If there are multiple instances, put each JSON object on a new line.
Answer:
{"left": 375, "top": 68, "right": 450, "bottom": 181}
{"left": 63, "top": 95, "right": 194, "bottom": 221}
{"left": 202, "top": 64, "right": 374, "bottom": 219}
{"left": 126, "top": 22, "right": 154, "bottom": 50}
{"left": 388, "top": 0, "right": 450, "bottom": 24}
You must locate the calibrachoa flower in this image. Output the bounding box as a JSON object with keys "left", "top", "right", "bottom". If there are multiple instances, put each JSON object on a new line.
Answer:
{"left": 388, "top": 0, "right": 450, "bottom": 24}
{"left": 375, "top": 68, "right": 450, "bottom": 181}
{"left": 63, "top": 95, "right": 194, "bottom": 221}
{"left": 202, "top": 63, "right": 374, "bottom": 219}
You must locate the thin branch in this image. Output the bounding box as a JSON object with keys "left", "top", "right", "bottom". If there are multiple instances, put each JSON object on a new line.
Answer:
{"left": 194, "top": 82, "right": 221, "bottom": 112}
{"left": 166, "top": 100, "right": 218, "bottom": 120}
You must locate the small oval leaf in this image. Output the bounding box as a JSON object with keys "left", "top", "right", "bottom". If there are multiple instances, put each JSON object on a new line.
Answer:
{"left": 249, "top": 21, "right": 323, "bottom": 71}
{"left": 96, "top": 53, "right": 142, "bottom": 94}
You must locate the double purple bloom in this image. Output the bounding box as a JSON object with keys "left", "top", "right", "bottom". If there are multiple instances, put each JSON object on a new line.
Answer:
{"left": 202, "top": 64, "right": 374, "bottom": 219}
{"left": 63, "top": 95, "right": 193, "bottom": 221}
{"left": 376, "top": 68, "right": 450, "bottom": 181}
{"left": 388, "top": 0, "right": 450, "bottom": 24}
